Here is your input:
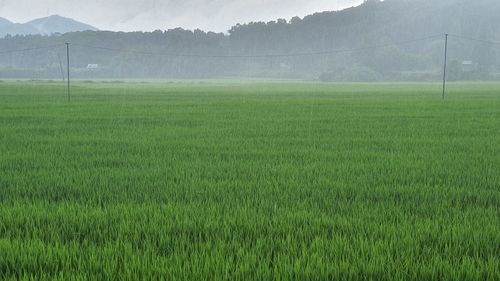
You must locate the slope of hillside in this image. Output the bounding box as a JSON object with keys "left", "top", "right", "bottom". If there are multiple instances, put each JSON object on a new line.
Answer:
{"left": 0, "top": 22, "right": 39, "bottom": 37}
{"left": 0, "top": 17, "right": 13, "bottom": 27}
{"left": 0, "top": 15, "right": 98, "bottom": 37}
{"left": 26, "top": 15, "right": 98, "bottom": 35}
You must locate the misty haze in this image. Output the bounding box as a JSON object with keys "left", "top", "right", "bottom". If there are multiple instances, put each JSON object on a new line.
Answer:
{"left": 1, "top": 0, "right": 499, "bottom": 81}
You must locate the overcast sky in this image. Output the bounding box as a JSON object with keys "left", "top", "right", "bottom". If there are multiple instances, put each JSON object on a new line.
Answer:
{"left": 0, "top": 0, "right": 363, "bottom": 32}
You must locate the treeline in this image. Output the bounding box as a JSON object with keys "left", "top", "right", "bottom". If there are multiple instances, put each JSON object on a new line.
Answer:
{"left": 1, "top": 0, "right": 499, "bottom": 81}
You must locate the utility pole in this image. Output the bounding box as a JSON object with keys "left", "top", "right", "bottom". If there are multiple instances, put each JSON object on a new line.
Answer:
{"left": 442, "top": 34, "right": 448, "bottom": 100}
{"left": 66, "top": 43, "right": 71, "bottom": 102}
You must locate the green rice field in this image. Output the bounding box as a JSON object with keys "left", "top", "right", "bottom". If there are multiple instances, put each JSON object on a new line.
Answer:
{"left": 0, "top": 81, "right": 499, "bottom": 280}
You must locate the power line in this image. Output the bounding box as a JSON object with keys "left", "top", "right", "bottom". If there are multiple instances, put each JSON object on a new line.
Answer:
{"left": 448, "top": 34, "right": 500, "bottom": 46}
{"left": 0, "top": 44, "right": 65, "bottom": 55}
{"left": 0, "top": 34, "right": 443, "bottom": 58}
{"left": 1, "top": 34, "right": 497, "bottom": 59}
{"left": 71, "top": 34, "right": 443, "bottom": 59}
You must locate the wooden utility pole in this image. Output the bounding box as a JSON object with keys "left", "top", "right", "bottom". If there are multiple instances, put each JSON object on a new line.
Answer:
{"left": 442, "top": 34, "right": 448, "bottom": 100}
{"left": 66, "top": 43, "right": 71, "bottom": 102}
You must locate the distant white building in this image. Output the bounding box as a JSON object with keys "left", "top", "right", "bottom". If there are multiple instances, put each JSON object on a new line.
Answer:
{"left": 87, "top": 64, "right": 99, "bottom": 69}
{"left": 461, "top": 61, "right": 475, "bottom": 72}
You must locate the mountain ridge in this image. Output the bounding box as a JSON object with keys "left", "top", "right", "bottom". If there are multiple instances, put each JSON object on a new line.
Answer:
{"left": 0, "top": 15, "right": 98, "bottom": 37}
{"left": 0, "top": 17, "right": 13, "bottom": 26}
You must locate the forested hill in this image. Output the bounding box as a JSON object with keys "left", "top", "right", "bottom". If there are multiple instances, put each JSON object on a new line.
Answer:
{"left": 1, "top": 0, "right": 500, "bottom": 81}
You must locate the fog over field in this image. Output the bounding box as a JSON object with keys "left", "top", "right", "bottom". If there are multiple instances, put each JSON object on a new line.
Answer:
{"left": 1, "top": 0, "right": 500, "bottom": 81}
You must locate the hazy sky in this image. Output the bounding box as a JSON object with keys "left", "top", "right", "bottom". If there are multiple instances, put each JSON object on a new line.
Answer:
{"left": 0, "top": 0, "right": 363, "bottom": 32}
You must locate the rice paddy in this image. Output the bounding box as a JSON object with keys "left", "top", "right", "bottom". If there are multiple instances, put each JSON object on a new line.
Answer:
{"left": 0, "top": 81, "right": 499, "bottom": 280}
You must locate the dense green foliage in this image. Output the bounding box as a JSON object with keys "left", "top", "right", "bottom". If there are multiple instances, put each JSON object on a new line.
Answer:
{"left": 1, "top": 0, "right": 500, "bottom": 80}
{"left": 0, "top": 81, "right": 499, "bottom": 280}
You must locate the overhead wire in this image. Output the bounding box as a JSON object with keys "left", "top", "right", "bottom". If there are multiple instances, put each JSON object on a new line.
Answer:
{"left": 448, "top": 34, "right": 500, "bottom": 46}
{"left": 69, "top": 34, "right": 443, "bottom": 59}
{"left": 0, "top": 44, "right": 65, "bottom": 55}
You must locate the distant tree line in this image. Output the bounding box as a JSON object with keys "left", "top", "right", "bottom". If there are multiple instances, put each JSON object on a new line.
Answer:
{"left": 1, "top": 0, "right": 499, "bottom": 81}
